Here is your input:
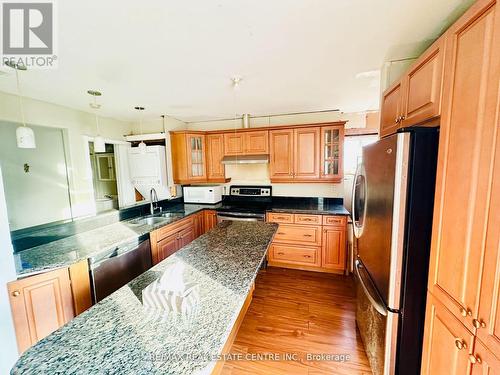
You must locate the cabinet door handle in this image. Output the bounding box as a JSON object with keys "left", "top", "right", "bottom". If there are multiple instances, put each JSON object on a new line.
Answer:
{"left": 400, "top": 115, "right": 406, "bottom": 121}
{"left": 472, "top": 318, "right": 486, "bottom": 329}
{"left": 454, "top": 338, "right": 467, "bottom": 350}
{"left": 469, "top": 354, "right": 482, "bottom": 364}
{"left": 303, "top": 255, "right": 312, "bottom": 258}
{"left": 11, "top": 290, "right": 20, "bottom": 297}
{"left": 395, "top": 116, "right": 401, "bottom": 123}
{"left": 460, "top": 307, "right": 472, "bottom": 317}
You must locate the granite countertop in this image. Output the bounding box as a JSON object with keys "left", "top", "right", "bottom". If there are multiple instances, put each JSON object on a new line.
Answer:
{"left": 14, "top": 204, "right": 220, "bottom": 277}
{"left": 267, "top": 197, "right": 350, "bottom": 216}
{"left": 11, "top": 221, "right": 277, "bottom": 375}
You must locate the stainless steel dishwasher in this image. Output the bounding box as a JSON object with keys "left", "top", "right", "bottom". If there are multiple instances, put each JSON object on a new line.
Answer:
{"left": 89, "top": 238, "right": 152, "bottom": 302}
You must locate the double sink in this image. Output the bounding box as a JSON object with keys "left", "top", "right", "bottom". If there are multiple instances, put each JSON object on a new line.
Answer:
{"left": 126, "top": 211, "right": 186, "bottom": 227}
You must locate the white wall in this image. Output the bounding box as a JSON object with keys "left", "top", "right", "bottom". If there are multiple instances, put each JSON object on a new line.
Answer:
{"left": 0, "top": 166, "right": 20, "bottom": 372}
{"left": 0, "top": 91, "right": 134, "bottom": 218}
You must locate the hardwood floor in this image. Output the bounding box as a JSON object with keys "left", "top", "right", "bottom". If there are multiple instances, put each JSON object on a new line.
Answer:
{"left": 221, "top": 267, "right": 372, "bottom": 375}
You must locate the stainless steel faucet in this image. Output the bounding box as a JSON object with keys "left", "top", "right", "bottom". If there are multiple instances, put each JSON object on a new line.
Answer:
{"left": 150, "top": 188, "right": 161, "bottom": 215}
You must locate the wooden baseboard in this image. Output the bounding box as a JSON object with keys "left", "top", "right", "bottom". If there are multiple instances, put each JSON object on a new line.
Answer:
{"left": 267, "top": 261, "right": 345, "bottom": 275}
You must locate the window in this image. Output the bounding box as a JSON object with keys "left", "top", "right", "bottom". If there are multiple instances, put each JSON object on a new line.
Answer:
{"left": 343, "top": 135, "right": 378, "bottom": 175}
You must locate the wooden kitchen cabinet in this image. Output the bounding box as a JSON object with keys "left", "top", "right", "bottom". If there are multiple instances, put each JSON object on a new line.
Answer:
{"left": 422, "top": 0, "right": 500, "bottom": 367}
{"left": 270, "top": 124, "right": 344, "bottom": 183}
{"left": 427, "top": 0, "right": 500, "bottom": 334}
{"left": 267, "top": 213, "right": 347, "bottom": 273}
{"left": 321, "top": 226, "right": 346, "bottom": 271}
{"left": 401, "top": 37, "right": 445, "bottom": 128}
{"left": 150, "top": 216, "right": 196, "bottom": 264}
{"left": 294, "top": 127, "right": 320, "bottom": 180}
{"left": 269, "top": 129, "right": 294, "bottom": 181}
{"left": 223, "top": 133, "right": 245, "bottom": 155}
{"left": 193, "top": 211, "right": 205, "bottom": 238}
{"left": 204, "top": 210, "right": 218, "bottom": 232}
{"left": 471, "top": 339, "right": 500, "bottom": 375}
{"left": 206, "top": 134, "right": 229, "bottom": 182}
{"left": 421, "top": 292, "right": 474, "bottom": 375}
{"left": 379, "top": 37, "right": 445, "bottom": 138}
{"left": 171, "top": 132, "right": 207, "bottom": 184}
{"left": 380, "top": 81, "right": 403, "bottom": 138}
{"left": 320, "top": 125, "right": 344, "bottom": 182}
{"left": 8, "top": 262, "right": 92, "bottom": 354}
{"left": 223, "top": 130, "right": 269, "bottom": 155}
{"left": 244, "top": 130, "right": 268, "bottom": 154}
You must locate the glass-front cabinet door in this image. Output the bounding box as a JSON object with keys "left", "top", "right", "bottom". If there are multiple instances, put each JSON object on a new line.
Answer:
{"left": 186, "top": 134, "right": 206, "bottom": 180}
{"left": 320, "top": 126, "right": 344, "bottom": 181}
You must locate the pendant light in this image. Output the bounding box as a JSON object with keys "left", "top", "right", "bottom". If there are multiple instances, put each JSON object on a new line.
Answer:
{"left": 6, "top": 61, "right": 36, "bottom": 149}
{"left": 87, "top": 90, "right": 105, "bottom": 153}
{"left": 135, "top": 106, "right": 147, "bottom": 154}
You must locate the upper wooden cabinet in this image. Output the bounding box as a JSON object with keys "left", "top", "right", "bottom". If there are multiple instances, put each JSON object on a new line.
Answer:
{"left": 269, "top": 124, "right": 344, "bottom": 183}
{"left": 320, "top": 125, "right": 344, "bottom": 182}
{"left": 379, "top": 37, "right": 445, "bottom": 137}
{"left": 401, "top": 37, "right": 445, "bottom": 127}
{"left": 269, "top": 129, "right": 294, "bottom": 181}
{"left": 294, "top": 127, "right": 320, "bottom": 180}
{"left": 427, "top": 0, "right": 500, "bottom": 335}
{"left": 223, "top": 130, "right": 269, "bottom": 156}
{"left": 206, "top": 134, "right": 227, "bottom": 182}
{"left": 171, "top": 132, "right": 207, "bottom": 184}
{"left": 7, "top": 260, "right": 92, "bottom": 354}
{"left": 380, "top": 81, "right": 403, "bottom": 138}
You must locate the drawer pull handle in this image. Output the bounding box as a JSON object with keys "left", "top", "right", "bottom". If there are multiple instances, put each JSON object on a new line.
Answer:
{"left": 303, "top": 255, "right": 312, "bottom": 258}
{"left": 303, "top": 234, "right": 313, "bottom": 237}
{"left": 301, "top": 218, "right": 314, "bottom": 221}
{"left": 277, "top": 232, "right": 286, "bottom": 235}
{"left": 277, "top": 252, "right": 285, "bottom": 255}
{"left": 472, "top": 319, "right": 486, "bottom": 329}
{"left": 454, "top": 338, "right": 467, "bottom": 350}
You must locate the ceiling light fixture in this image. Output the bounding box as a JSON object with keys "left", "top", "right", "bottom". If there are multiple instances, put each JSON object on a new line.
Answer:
{"left": 87, "top": 90, "right": 105, "bottom": 153}
{"left": 6, "top": 61, "right": 36, "bottom": 149}
{"left": 134, "top": 106, "right": 147, "bottom": 154}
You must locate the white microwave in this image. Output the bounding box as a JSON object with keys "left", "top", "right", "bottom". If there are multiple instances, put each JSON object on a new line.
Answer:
{"left": 183, "top": 185, "right": 223, "bottom": 204}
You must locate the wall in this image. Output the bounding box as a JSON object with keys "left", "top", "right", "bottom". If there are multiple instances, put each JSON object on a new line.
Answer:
{"left": 0, "top": 122, "right": 73, "bottom": 230}
{"left": 184, "top": 110, "right": 374, "bottom": 198}
{"left": 0, "top": 91, "right": 134, "bottom": 219}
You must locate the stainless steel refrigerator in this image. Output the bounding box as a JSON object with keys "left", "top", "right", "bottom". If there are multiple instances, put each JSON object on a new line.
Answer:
{"left": 352, "top": 128, "right": 439, "bottom": 375}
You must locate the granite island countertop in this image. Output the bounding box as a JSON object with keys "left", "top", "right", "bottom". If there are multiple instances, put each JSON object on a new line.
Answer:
{"left": 11, "top": 220, "right": 278, "bottom": 375}
{"left": 14, "top": 204, "right": 220, "bottom": 276}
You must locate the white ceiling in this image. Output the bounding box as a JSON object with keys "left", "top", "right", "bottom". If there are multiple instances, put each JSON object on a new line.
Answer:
{"left": 0, "top": 0, "right": 473, "bottom": 122}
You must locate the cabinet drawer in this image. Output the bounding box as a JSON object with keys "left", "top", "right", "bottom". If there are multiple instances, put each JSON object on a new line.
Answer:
{"left": 274, "top": 224, "right": 322, "bottom": 246}
{"left": 295, "top": 214, "right": 321, "bottom": 225}
{"left": 156, "top": 216, "right": 193, "bottom": 241}
{"left": 267, "top": 212, "right": 294, "bottom": 224}
{"left": 323, "top": 215, "right": 347, "bottom": 227}
{"left": 270, "top": 244, "right": 321, "bottom": 266}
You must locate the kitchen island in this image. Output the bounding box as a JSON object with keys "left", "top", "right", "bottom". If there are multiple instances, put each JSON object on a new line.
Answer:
{"left": 11, "top": 221, "right": 277, "bottom": 375}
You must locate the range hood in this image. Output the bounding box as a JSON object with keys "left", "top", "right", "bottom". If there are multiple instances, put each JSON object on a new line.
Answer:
{"left": 221, "top": 154, "right": 269, "bottom": 164}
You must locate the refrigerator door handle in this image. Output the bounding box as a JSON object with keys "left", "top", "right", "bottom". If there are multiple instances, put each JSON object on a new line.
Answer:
{"left": 355, "top": 259, "right": 388, "bottom": 316}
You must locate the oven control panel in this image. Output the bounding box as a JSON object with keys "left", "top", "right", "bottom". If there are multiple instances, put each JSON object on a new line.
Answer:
{"left": 229, "top": 186, "right": 272, "bottom": 197}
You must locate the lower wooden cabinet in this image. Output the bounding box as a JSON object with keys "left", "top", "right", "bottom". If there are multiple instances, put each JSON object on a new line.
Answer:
{"left": 156, "top": 233, "right": 180, "bottom": 262}
{"left": 7, "top": 260, "right": 92, "bottom": 354}
{"left": 421, "top": 292, "right": 474, "bottom": 375}
{"left": 267, "top": 213, "right": 347, "bottom": 273}
{"left": 321, "top": 226, "right": 346, "bottom": 271}
{"left": 193, "top": 211, "right": 205, "bottom": 238}
{"left": 204, "top": 210, "right": 217, "bottom": 232}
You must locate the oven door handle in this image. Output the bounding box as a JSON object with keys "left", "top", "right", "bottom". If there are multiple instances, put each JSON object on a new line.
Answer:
{"left": 217, "top": 214, "right": 261, "bottom": 222}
